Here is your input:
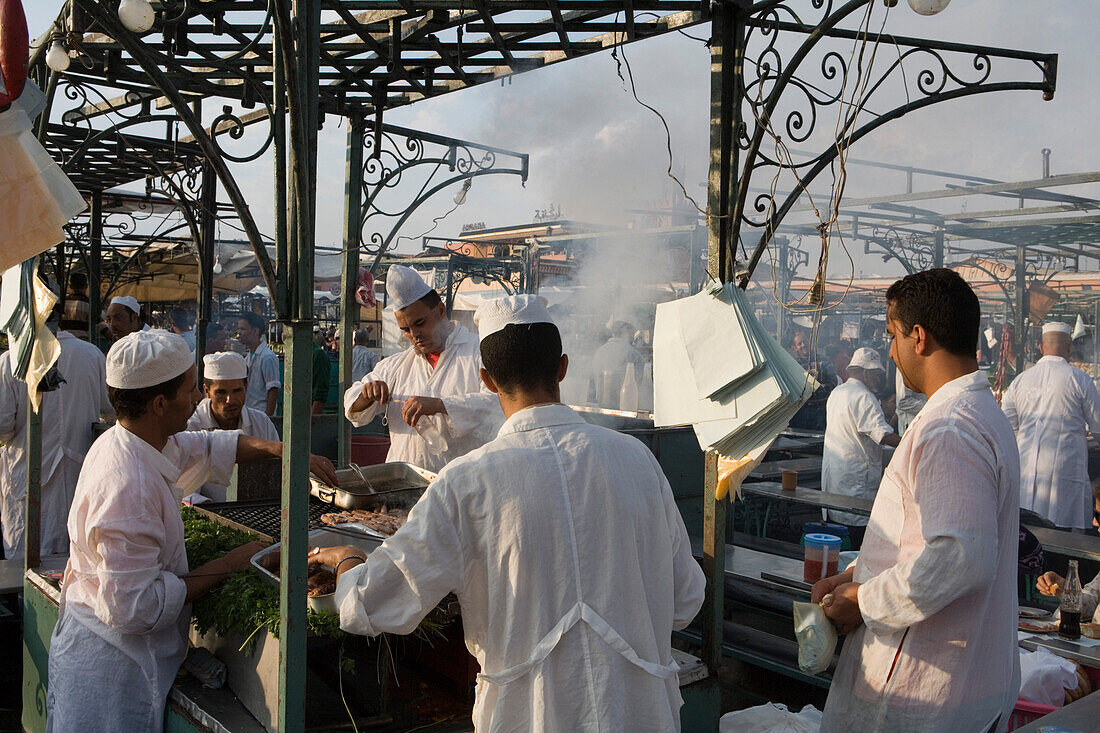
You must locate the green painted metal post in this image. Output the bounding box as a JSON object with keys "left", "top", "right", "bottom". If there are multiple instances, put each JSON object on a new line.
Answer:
{"left": 25, "top": 393, "right": 42, "bottom": 571}
{"left": 697, "top": 2, "right": 745, "bottom": 727}
{"left": 277, "top": 1, "right": 321, "bottom": 731}
{"left": 339, "top": 113, "right": 365, "bottom": 468}
{"left": 195, "top": 163, "right": 217, "bottom": 371}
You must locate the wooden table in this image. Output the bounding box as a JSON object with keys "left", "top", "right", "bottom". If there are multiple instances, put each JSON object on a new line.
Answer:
{"left": 747, "top": 457, "right": 823, "bottom": 483}
{"left": 740, "top": 481, "right": 873, "bottom": 517}
{"left": 1023, "top": 525, "right": 1100, "bottom": 562}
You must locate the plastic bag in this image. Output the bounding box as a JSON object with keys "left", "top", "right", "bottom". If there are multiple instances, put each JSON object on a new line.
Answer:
{"left": 793, "top": 601, "right": 837, "bottom": 675}
{"left": 719, "top": 703, "right": 822, "bottom": 733}
{"left": 1019, "top": 646, "right": 1077, "bottom": 707}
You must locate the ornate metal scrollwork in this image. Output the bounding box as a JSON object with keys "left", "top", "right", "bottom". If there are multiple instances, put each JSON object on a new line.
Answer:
{"left": 736, "top": 0, "right": 1057, "bottom": 285}
{"left": 357, "top": 123, "right": 529, "bottom": 270}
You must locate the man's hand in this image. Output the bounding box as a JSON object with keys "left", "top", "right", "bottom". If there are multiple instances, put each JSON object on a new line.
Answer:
{"left": 811, "top": 567, "right": 854, "bottom": 604}
{"left": 309, "top": 545, "right": 367, "bottom": 578}
{"left": 1037, "top": 571, "right": 1065, "bottom": 598}
{"left": 309, "top": 454, "right": 338, "bottom": 487}
{"left": 402, "top": 396, "right": 446, "bottom": 427}
{"left": 821, "top": 581, "right": 864, "bottom": 635}
{"left": 222, "top": 540, "right": 271, "bottom": 572}
{"left": 360, "top": 380, "right": 390, "bottom": 407}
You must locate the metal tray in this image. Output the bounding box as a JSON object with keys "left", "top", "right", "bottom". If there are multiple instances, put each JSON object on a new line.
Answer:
{"left": 251, "top": 529, "right": 383, "bottom": 613}
{"left": 310, "top": 462, "right": 435, "bottom": 510}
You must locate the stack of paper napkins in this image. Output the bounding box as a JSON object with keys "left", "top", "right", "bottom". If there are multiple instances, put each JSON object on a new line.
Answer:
{"left": 654, "top": 280, "right": 816, "bottom": 470}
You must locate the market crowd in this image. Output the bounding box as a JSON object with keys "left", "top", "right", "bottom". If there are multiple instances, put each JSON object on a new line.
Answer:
{"left": 1, "top": 265, "right": 1097, "bottom": 732}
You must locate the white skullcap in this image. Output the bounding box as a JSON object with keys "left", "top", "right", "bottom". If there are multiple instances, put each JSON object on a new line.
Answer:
{"left": 849, "top": 347, "right": 885, "bottom": 371}
{"left": 1042, "top": 321, "right": 1072, "bottom": 336}
{"left": 386, "top": 264, "right": 433, "bottom": 311}
{"left": 110, "top": 295, "right": 141, "bottom": 314}
{"left": 474, "top": 294, "right": 554, "bottom": 342}
{"left": 791, "top": 316, "right": 814, "bottom": 329}
{"left": 107, "top": 329, "right": 194, "bottom": 389}
{"left": 203, "top": 352, "right": 247, "bottom": 381}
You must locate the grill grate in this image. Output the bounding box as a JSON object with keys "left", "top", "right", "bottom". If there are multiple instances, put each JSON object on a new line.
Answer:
{"left": 193, "top": 499, "right": 333, "bottom": 543}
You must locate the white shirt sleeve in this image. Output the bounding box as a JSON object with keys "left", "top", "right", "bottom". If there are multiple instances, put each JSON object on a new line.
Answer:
{"left": 261, "top": 351, "right": 281, "bottom": 391}
{"left": 88, "top": 507, "right": 188, "bottom": 635}
{"left": 169, "top": 430, "right": 240, "bottom": 494}
{"left": 1081, "top": 374, "right": 1100, "bottom": 436}
{"left": 344, "top": 374, "right": 384, "bottom": 427}
{"left": 441, "top": 388, "right": 504, "bottom": 440}
{"left": 855, "top": 390, "right": 892, "bottom": 444}
{"left": 858, "top": 422, "right": 1003, "bottom": 636}
{"left": 335, "top": 480, "right": 464, "bottom": 637}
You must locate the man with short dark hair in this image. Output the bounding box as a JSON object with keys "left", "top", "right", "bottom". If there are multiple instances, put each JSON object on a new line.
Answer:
{"left": 1002, "top": 321, "right": 1100, "bottom": 530}
{"left": 343, "top": 265, "right": 502, "bottom": 472}
{"left": 46, "top": 329, "right": 336, "bottom": 730}
{"left": 351, "top": 328, "right": 378, "bottom": 383}
{"left": 168, "top": 306, "right": 196, "bottom": 352}
{"left": 813, "top": 268, "right": 1021, "bottom": 733}
{"left": 204, "top": 321, "right": 227, "bottom": 355}
{"left": 237, "top": 312, "right": 280, "bottom": 416}
{"left": 105, "top": 295, "right": 145, "bottom": 342}
{"left": 319, "top": 295, "right": 705, "bottom": 731}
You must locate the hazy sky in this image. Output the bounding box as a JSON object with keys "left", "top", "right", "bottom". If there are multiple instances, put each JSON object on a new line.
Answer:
{"left": 25, "top": 1, "right": 1100, "bottom": 281}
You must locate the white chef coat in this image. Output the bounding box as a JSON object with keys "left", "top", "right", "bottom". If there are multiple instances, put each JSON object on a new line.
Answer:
{"left": 822, "top": 378, "right": 893, "bottom": 527}
{"left": 244, "top": 339, "right": 281, "bottom": 413}
{"left": 352, "top": 344, "right": 379, "bottom": 383}
{"left": 1001, "top": 355, "right": 1100, "bottom": 529}
{"left": 335, "top": 404, "right": 705, "bottom": 732}
{"left": 821, "top": 370, "right": 1021, "bottom": 733}
{"left": 0, "top": 331, "right": 113, "bottom": 559}
{"left": 46, "top": 425, "right": 238, "bottom": 731}
{"left": 895, "top": 368, "right": 927, "bottom": 437}
{"left": 343, "top": 323, "right": 503, "bottom": 473}
{"left": 186, "top": 398, "right": 280, "bottom": 501}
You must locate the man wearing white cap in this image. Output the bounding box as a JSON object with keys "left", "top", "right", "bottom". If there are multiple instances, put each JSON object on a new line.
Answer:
{"left": 105, "top": 295, "right": 147, "bottom": 342}
{"left": 1002, "top": 321, "right": 1100, "bottom": 529}
{"left": 317, "top": 295, "right": 704, "bottom": 732}
{"left": 46, "top": 330, "right": 336, "bottom": 730}
{"left": 186, "top": 352, "right": 280, "bottom": 500}
{"left": 0, "top": 296, "right": 113, "bottom": 559}
{"left": 343, "top": 265, "right": 502, "bottom": 472}
{"left": 822, "top": 346, "right": 901, "bottom": 544}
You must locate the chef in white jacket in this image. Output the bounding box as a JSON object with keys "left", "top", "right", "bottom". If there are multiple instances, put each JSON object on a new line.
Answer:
{"left": 46, "top": 330, "right": 336, "bottom": 731}
{"left": 343, "top": 265, "right": 503, "bottom": 473}
{"left": 185, "top": 352, "right": 280, "bottom": 501}
{"left": 1001, "top": 321, "right": 1100, "bottom": 530}
{"left": 822, "top": 347, "right": 900, "bottom": 542}
{"left": 319, "top": 295, "right": 705, "bottom": 732}
{"left": 0, "top": 320, "right": 113, "bottom": 559}
{"left": 813, "top": 269, "right": 1021, "bottom": 733}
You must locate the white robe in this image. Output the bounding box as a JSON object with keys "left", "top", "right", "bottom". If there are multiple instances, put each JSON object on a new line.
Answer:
{"left": 1001, "top": 355, "right": 1100, "bottom": 529}
{"left": 335, "top": 404, "right": 705, "bottom": 732}
{"left": 0, "top": 331, "right": 113, "bottom": 559}
{"left": 822, "top": 378, "right": 892, "bottom": 526}
{"left": 821, "top": 370, "right": 1021, "bottom": 733}
{"left": 343, "top": 323, "right": 503, "bottom": 473}
{"left": 46, "top": 425, "right": 238, "bottom": 731}
{"left": 186, "top": 398, "right": 280, "bottom": 501}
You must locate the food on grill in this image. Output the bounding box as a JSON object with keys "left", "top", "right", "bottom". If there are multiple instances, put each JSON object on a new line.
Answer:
{"left": 319, "top": 506, "right": 409, "bottom": 536}
{"left": 257, "top": 551, "right": 280, "bottom": 573}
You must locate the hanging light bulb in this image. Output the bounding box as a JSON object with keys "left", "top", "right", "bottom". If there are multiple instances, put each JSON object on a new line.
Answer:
{"left": 118, "top": 0, "right": 156, "bottom": 33}
{"left": 453, "top": 177, "right": 472, "bottom": 206}
{"left": 907, "top": 0, "right": 950, "bottom": 15}
{"left": 46, "top": 40, "right": 71, "bottom": 72}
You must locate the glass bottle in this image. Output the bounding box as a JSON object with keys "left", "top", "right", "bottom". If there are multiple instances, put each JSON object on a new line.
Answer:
{"left": 619, "top": 363, "right": 639, "bottom": 412}
{"left": 1059, "top": 559, "right": 1082, "bottom": 641}
{"left": 415, "top": 417, "right": 448, "bottom": 454}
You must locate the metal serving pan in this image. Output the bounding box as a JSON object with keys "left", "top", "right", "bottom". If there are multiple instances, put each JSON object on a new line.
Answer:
{"left": 251, "top": 529, "right": 383, "bottom": 613}
{"left": 309, "top": 461, "right": 435, "bottom": 510}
